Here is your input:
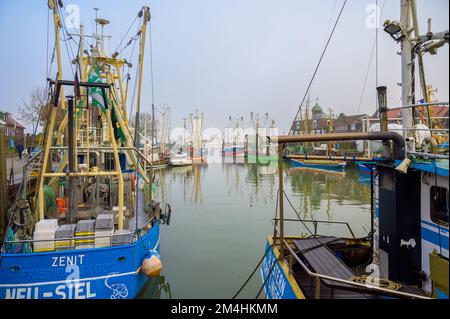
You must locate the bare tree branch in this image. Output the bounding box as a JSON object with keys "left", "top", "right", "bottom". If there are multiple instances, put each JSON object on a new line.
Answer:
{"left": 18, "top": 86, "right": 49, "bottom": 131}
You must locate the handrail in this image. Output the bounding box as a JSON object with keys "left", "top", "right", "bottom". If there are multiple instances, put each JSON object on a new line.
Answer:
{"left": 3, "top": 216, "right": 156, "bottom": 246}
{"left": 273, "top": 218, "right": 356, "bottom": 239}
{"left": 270, "top": 223, "right": 430, "bottom": 299}
{"left": 407, "top": 152, "right": 449, "bottom": 159}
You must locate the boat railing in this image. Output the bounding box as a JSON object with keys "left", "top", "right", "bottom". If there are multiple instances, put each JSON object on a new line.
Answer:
{"left": 273, "top": 218, "right": 356, "bottom": 239}
{"left": 270, "top": 223, "right": 430, "bottom": 299}
{"left": 77, "top": 127, "right": 104, "bottom": 147}
{"left": 2, "top": 215, "right": 157, "bottom": 252}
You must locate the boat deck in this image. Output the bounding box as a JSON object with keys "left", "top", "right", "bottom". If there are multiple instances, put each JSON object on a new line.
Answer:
{"left": 292, "top": 237, "right": 425, "bottom": 299}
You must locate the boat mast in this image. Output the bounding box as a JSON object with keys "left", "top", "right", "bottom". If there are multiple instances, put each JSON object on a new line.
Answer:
{"left": 400, "top": 0, "right": 414, "bottom": 138}
{"left": 37, "top": 0, "right": 65, "bottom": 220}
{"left": 133, "top": 7, "right": 151, "bottom": 148}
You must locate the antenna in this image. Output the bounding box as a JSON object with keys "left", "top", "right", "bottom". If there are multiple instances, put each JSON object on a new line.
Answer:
{"left": 94, "top": 8, "right": 99, "bottom": 35}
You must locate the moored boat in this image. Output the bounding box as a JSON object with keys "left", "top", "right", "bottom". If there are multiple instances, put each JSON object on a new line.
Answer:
{"left": 291, "top": 159, "right": 346, "bottom": 172}
{"left": 223, "top": 145, "right": 245, "bottom": 157}
{"left": 0, "top": 3, "right": 171, "bottom": 299}
{"left": 261, "top": 0, "right": 448, "bottom": 300}
{"left": 169, "top": 152, "right": 192, "bottom": 167}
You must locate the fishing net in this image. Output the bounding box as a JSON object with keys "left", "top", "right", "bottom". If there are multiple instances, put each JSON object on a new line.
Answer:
{"left": 143, "top": 183, "right": 158, "bottom": 199}
{"left": 44, "top": 185, "right": 58, "bottom": 217}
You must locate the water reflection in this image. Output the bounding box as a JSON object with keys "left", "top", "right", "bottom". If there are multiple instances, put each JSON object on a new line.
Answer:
{"left": 147, "top": 162, "right": 372, "bottom": 298}
{"left": 162, "top": 161, "right": 371, "bottom": 215}
{"left": 139, "top": 276, "right": 172, "bottom": 299}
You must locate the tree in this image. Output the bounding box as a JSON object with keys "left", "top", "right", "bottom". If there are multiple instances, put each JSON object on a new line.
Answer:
{"left": 18, "top": 86, "right": 49, "bottom": 131}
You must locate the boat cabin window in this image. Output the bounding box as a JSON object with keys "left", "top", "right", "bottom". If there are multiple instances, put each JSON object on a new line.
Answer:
{"left": 430, "top": 186, "right": 449, "bottom": 227}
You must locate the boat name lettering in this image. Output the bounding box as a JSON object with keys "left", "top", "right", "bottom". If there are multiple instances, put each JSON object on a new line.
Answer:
{"left": 51, "top": 255, "right": 85, "bottom": 267}
{"left": 4, "top": 282, "right": 96, "bottom": 299}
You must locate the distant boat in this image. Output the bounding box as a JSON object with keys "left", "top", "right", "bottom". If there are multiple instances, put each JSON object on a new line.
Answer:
{"left": 223, "top": 145, "right": 245, "bottom": 157}
{"left": 169, "top": 152, "right": 192, "bottom": 167}
{"left": 356, "top": 161, "right": 376, "bottom": 174}
{"left": 291, "top": 159, "right": 346, "bottom": 172}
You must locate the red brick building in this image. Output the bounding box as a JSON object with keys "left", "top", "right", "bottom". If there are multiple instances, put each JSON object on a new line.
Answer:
{"left": 0, "top": 111, "right": 25, "bottom": 147}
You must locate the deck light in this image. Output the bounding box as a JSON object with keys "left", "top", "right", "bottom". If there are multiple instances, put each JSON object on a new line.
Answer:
{"left": 383, "top": 20, "right": 404, "bottom": 41}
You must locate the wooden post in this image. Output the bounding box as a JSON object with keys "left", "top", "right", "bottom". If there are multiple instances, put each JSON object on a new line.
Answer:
{"left": 314, "top": 277, "right": 321, "bottom": 299}
{"left": 278, "top": 143, "right": 284, "bottom": 260}
{"left": 0, "top": 128, "right": 7, "bottom": 243}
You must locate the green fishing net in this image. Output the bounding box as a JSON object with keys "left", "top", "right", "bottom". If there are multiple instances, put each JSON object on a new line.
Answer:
{"left": 43, "top": 185, "right": 58, "bottom": 216}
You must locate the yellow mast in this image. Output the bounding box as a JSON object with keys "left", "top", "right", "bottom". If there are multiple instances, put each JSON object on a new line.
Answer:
{"left": 133, "top": 7, "right": 151, "bottom": 146}
{"left": 37, "top": 0, "right": 65, "bottom": 220}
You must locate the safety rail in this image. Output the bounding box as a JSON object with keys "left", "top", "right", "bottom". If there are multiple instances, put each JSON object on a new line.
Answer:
{"left": 1, "top": 216, "right": 156, "bottom": 252}
{"left": 273, "top": 218, "right": 357, "bottom": 239}
{"left": 270, "top": 223, "right": 430, "bottom": 299}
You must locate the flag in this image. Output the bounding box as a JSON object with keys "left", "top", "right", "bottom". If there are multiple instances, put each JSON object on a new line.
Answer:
{"left": 74, "top": 70, "right": 81, "bottom": 99}
{"left": 88, "top": 65, "right": 106, "bottom": 113}
{"left": 88, "top": 65, "right": 126, "bottom": 144}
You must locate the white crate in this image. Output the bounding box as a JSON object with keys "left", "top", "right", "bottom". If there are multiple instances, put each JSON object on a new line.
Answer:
{"left": 35, "top": 219, "right": 58, "bottom": 232}
{"left": 95, "top": 230, "right": 113, "bottom": 247}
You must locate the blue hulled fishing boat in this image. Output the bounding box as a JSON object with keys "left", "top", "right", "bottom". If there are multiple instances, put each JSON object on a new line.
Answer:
{"left": 262, "top": 0, "right": 448, "bottom": 299}
{"left": 0, "top": 3, "right": 171, "bottom": 299}
{"left": 291, "top": 159, "right": 346, "bottom": 172}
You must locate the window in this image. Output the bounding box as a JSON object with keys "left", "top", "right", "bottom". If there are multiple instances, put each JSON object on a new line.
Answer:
{"left": 430, "top": 186, "right": 449, "bottom": 226}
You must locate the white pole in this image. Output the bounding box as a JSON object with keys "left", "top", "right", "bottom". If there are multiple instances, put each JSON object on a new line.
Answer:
{"left": 400, "top": 0, "right": 414, "bottom": 137}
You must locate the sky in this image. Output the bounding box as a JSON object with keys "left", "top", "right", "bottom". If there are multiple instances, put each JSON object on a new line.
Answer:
{"left": 0, "top": 0, "right": 448, "bottom": 133}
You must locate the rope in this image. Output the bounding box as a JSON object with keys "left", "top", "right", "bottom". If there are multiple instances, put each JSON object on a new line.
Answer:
{"left": 290, "top": 0, "right": 347, "bottom": 134}
{"left": 350, "top": 275, "right": 402, "bottom": 291}
{"left": 231, "top": 243, "right": 274, "bottom": 299}
{"left": 231, "top": 190, "right": 279, "bottom": 299}
{"left": 357, "top": 0, "right": 386, "bottom": 114}
{"left": 114, "top": 13, "right": 140, "bottom": 54}
{"left": 255, "top": 255, "right": 279, "bottom": 299}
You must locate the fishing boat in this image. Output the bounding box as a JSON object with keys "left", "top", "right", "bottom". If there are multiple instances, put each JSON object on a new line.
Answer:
{"left": 223, "top": 116, "right": 246, "bottom": 157}
{"left": 169, "top": 152, "right": 193, "bottom": 167}
{"left": 0, "top": 3, "right": 171, "bottom": 299}
{"left": 291, "top": 159, "right": 346, "bottom": 172}
{"left": 261, "top": 0, "right": 448, "bottom": 299}
{"left": 142, "top": 106, "right": 171, "bottom": 168}
{"left": 190, "top": 111, "right": 208, "bottom": 163}
{"left": 356, "top": 161, "right": 377, "bottom": 174}
{"left": 246, "top": 114, "right": 280, "bottom": 166}
{"left": 223, "top": 145, "right": 246, "bottom": 157}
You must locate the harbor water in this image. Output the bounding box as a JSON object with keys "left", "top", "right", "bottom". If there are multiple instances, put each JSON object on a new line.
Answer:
{"left": 138, "top": 160, "right": 372, "bottom": 299}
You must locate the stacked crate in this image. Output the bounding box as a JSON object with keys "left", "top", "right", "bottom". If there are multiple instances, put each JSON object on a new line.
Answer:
{"left": 94, "top": 214, "right": 114, "bottom": 248}
{"left": 112, "top": 229, "right": 134, "bottom": 247}
{"left": 75, "top": 220, "right": 95, "bottom": 249}
{"left": 33, "top": 219, "right": 59, "bottom": 252}
{"left": 55, "top": 224, "right": 76, "bottom": 250}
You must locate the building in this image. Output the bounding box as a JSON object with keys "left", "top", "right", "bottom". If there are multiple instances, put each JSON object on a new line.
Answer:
{"left": 334, "top": 113, "right": 369, "bottom": 133}
{"left": 290, "top": 100, "right": 335, "bottom": 135}
{"left": 0, "top": 111, "right": 25, "bottom": 147}
{"left": 371, "top": 105, "right": 449, "bottom": 128}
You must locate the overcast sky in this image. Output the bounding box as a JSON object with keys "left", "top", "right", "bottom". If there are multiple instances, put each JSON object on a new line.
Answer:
{"left": 0, "top": 0, "right": 448, "bottom": 133}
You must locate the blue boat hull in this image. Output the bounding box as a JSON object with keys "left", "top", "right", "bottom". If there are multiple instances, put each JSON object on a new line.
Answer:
{"left": 357, "top": 163, "right": 376, "bottom": 174}
{"left": 223, "top": 146, "right": 245, "bottom": 157}
{"left": 291, "top": 159, "right": 346, "bottom": 172}
{"left": 0, "top": 223, "right": 160, "bottom": 299}
{"left": 260, "top": 241, "right": 299, "bottom": 299}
